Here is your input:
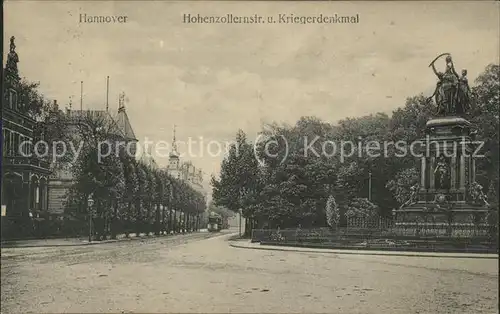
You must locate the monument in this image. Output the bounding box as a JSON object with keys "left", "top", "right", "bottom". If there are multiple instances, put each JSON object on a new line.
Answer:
{"left": 394, "top": 53, "right": 491, "bottom": 236}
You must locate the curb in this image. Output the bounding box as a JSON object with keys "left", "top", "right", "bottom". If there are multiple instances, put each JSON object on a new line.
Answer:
{"left": 228, "top": 241, "right": 499, "bottom": 259}
{"left": 1, "top": 232, "right": 206, "bottom": 249}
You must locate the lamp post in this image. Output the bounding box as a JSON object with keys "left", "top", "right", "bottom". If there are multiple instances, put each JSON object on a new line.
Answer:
{"left": 239, "top": 208, "right": 242, "bottom": 237}
{"left": 87, "top": 193, "right": 94, "bottom": 242}
{"left": 368, "top": 171, "right": 372, "bottom": 201}
{"left": 84, "top": 124, "right": 102, "bottom": 243}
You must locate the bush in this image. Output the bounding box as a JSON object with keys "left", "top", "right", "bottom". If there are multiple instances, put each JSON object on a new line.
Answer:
{"left": 325, "top": 195, "right": 340, "bottom": 228}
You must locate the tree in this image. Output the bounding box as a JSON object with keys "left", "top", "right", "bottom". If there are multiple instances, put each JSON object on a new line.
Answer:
{"left": 344, "top": 198, "right": 379, "bottom": 219}
{"left": 12, "top": 79, "right": 74, "bottom": 177}
{"left": 143, "top": 162, "right": 157, "bottom": 233}
{"left": 470, "top": 64, "right": 499, "bottom": 205}
{"left": 134, "top": 160, "right": 148, "bottom": 235}
{"left": 212, "top": 129, "right": 260, "bottom": 235}
{"left": 207, "top": 202, "right": 234, "bottom": 219}
{"left": 119, "top": 151, "right": 139, "bottom": 237}
{"left": 325, "top": 195, "right": 339, "bottom": 229}
{"left": 67, "top": 111, "right": 126, "bottom": 240}
{"left": 17, "top": 79, "right": 46, "bottom": 118}
{"left": 386, "top": 167, "right": 420, "bottom": 206}
{"left": 211, "top": 63, "right": 499, "bottom": 232}
{"left": 334, "top": 112, "right": 402, "bottom": 215}
{"left": 255, "top": 118, "right": 337, "bottom": 228}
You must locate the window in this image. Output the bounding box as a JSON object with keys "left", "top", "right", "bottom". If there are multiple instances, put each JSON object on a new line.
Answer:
{"left": 7, "top": 131, "right": 13, "bottom": 156}
{"left": 18, "top": 136, "right": 23, "bottom": 156}
{"left": 12, "top": 92, "right": 18, "bottom": 111}
{"left": 8, "top": 89, "right": 18, "bottom": 110}
{"left": 2, "top": 129, "right": 6, "bottom": 157}
{"left": 3, "top": 92, "right": 9, "bottom": 109}
{"left": 13, "top": 133, "right": 19, "bottom": 156}
{"left": 21, "top": 136, "right": 29, "bottom": 156}
{"left": 23, "top": 136, "right": 26, "bottom": 156}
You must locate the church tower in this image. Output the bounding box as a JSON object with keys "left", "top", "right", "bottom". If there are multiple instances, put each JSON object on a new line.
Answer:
{"left": 168, "top": 125, "right": 181, "bottom": 179}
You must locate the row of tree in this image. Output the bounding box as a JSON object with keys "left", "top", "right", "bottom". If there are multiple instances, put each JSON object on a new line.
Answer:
{"left": 212, "top": 64, "right": 499, "bottom": 235}
{"left": 21, "top": 83, "right": 208, "bottom": 240}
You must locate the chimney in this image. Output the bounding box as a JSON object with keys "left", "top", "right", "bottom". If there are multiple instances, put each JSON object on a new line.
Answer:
{"left": 53, "top": 100, "right": 58, "bottom": 111}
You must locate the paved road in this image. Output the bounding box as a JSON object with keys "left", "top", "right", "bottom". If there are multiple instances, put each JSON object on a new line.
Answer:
{"left": 1, "top": 229, "right": 498, "bottom": 314}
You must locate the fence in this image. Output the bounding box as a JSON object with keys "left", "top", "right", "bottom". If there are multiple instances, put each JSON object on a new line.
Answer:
{"left": 1, "top": 213, "right": 199, "bottom": 240}
{"left": 346, "top": 216, "right": 394, "bottom": 229}
{"left": 251, "top": 221, "right": 498, "bottom": 251}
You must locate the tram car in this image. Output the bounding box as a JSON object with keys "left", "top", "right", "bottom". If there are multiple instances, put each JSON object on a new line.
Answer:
{"left": 221, "top": 218, "right": 230, "bottom": 230}
{"left": 207, "top": 212, "right": 222, "bottom": 232}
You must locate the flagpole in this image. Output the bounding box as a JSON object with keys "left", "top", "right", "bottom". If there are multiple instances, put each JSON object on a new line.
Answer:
{"left": 80, "top": 81, "right": 83, "bottom": 112}
{"left": 106, "top": 76, "right": 109, "bottom": 112}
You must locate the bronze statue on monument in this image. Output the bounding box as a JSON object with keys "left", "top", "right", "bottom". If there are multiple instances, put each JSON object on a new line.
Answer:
{"left": 469, "top": 181, "right": 490, "bottom": 207}
{"left": 434, "top": 156, "right": 450, "bottom": 190}
{"left": 5, "top": 36, "right": 20, "bottom": 85}
{"left": 399, "top": 183, "right": 420, "bottom": 209}
{"left": 427, "top": 53, "right": 472, "bottom": 116}
{"left": 394, "top": 52, "right": 492, "bottom": 233}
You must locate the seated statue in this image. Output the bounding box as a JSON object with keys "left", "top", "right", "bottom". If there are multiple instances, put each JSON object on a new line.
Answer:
{"left": 469, "top": 181, "right": 490, "bottom": 206}
{"left": 400, "top": 183, "right": 420, "bottom": 208}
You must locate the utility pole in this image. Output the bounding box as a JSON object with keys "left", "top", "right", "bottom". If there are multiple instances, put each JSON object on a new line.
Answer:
{"left": 368, "top": 171, "right": 372, "bottom": 201}
{"left": 239, "top": 209, "right": 242, "bottom": 237}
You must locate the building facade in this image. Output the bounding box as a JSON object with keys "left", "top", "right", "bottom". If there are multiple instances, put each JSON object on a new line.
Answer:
{"left": 47, "top": 94, "right": 138, "bottom": 216}
{"left": 181, "top": 161, "right": 204, "bottom": 194}
{"left": 2, "top": 36, "right": 51, "bottom": 237}
{"left": 165, "top": 127, "right": 206, "bottom": 196}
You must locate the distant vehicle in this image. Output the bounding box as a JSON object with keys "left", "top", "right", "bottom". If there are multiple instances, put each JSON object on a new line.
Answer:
{"left": 221, "top": 218, "right": 230, "bottom": 229}
{"left": 207, "top": 212, "right": 222, "bottom": 232}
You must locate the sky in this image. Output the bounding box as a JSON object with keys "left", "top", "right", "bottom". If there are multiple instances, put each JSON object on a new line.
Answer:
{"left": 3, "top": 1, "right": 499, "bottom": 195}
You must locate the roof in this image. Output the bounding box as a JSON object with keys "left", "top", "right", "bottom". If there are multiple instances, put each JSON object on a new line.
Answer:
{"left": 66, "top": 109, "right": 137, "bottom": 141}
{"left": 112, "top": 107, "right": 137, "bottom": 141}
{"left": 169, "top": 150, "right": 179, "bottom": 159}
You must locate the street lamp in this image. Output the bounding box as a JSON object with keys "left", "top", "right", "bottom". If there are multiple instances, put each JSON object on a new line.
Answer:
{"left": 368, "top": 171, "right": 372, "bottom": 201}
{"left": 239, "top": 208, "right": 242, "bottom": 237}
{"left": 87, "top": 193, "right": 94, "bottom": 242}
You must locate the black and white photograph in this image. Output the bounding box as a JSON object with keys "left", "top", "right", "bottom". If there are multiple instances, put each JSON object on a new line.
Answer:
{"left": 1, "top": 1, "right": 499, "bottom": 313}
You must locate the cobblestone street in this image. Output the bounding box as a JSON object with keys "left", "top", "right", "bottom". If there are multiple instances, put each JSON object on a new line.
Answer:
{"left": 1, "top": 229, "right": 498, "bottom": 314}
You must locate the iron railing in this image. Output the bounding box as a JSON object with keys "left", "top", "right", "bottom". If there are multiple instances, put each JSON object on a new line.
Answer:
{"left": 251, "top": 223, "right": 498, "bottom": 250}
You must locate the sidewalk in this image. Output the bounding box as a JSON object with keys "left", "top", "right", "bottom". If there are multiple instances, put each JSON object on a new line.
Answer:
{"left": 229, "top": 239, "right": 499, "bottom": 259}
{"left": 1, "top": 231, "right": 207, "bottom": 249}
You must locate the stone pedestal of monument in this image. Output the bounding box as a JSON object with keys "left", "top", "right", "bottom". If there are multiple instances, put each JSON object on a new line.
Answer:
{"left": 394, "top": 116, "right": 490, "bottom": 235}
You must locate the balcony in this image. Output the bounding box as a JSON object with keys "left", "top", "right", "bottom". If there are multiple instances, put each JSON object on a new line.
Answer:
{"left": 3, "top": 155, "right": 51, "bottom": 171}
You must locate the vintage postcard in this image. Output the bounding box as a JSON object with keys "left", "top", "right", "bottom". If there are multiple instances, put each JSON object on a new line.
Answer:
{"left": 2, "top": 1, "right": 499, "bottom": 313}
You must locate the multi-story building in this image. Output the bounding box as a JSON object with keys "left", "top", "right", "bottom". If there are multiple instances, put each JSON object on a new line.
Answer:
{"left": 47, "top": 93, "right": 138, "bottom": 216}
{"left": 1, "top": 36, "right": 51, "bottom": 237}
{"left": 179, "top": 161, "right": 203, "bottom": 191}
{"left": 165, "top": 126, "right": 206, "bottom": 196}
